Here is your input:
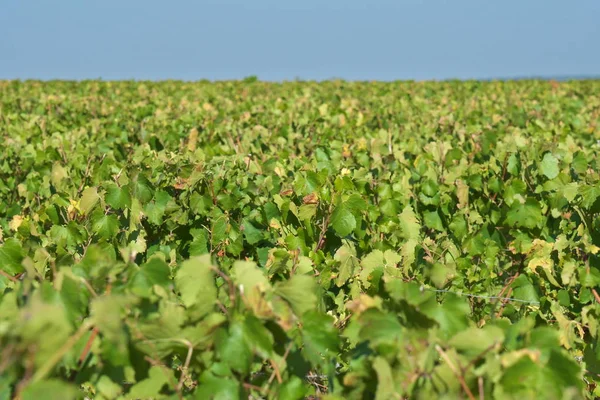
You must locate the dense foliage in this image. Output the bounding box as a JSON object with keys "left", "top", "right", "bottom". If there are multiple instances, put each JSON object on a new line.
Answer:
{"left": 1, "top": 79, "right": 600, "bottom": 399}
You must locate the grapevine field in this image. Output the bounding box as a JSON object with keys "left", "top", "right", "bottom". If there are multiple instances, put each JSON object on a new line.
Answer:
{"left": 1, "top": 79, "right": 600, "bottom": 399}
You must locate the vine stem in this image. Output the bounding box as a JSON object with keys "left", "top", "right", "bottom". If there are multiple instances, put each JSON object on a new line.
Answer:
{"left": 435, "top": 344, "right": 475, "bottom": 400}
{"left": 31, "top": 320, "right": 94, "bottom": 384}
{"left": 265, "top": 341, "right": 293, "bottom": 393}
{"left": 78, "top": 282, "right": 112, "bottom": 365}
{"left": 495, "top": 272, "right": 520, "bottom": 317}
{"left": 143, "top": 356, "right": 183, "bottom": 400}
{"left": 211, "top": 266, "right": 236, "bottom": 311}
{"left": 0, "top": 270, "right": 19, "bottom": 282}
{"left": 316, "top": 203, "right": 334, "bottom": 251}
{"left": 176, "top": 339, "right": 194, "bottom": 392}
{"left": 139, "top": 338, "right": 194, "bottom": 394}
{"left": 592, "top": 288, "right": 600, "bottom": 304}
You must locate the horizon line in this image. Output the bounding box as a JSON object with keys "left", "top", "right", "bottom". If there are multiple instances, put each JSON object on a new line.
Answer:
{"left": 1, "top": 74, "right": 599, "bottom": 83}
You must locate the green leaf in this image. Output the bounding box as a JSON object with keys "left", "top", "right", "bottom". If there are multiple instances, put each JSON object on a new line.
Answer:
{"left": 242, "top": 220, "right": 263, "bottom": 245}
{"left": 79, "top": 186, "right": 100, "bottom": 215}
{"left": 557, "top": 289, "right": 570, "bottom": 307}
{"left": 131, "top": 175, "right": 154, "bottom": 203}
{"left": 298, "top": 204, "right": 318, "bottom": 221}
{"left": 428, "top": 262, "right": 452, "bottom": 289}
{"left": 540, "top": 153, "right": 559, "bottom": 179}
{"left": 334, "top": 242, "right": 359, "bottom": 287}
{"left": 90, "top": 294, "right": 130, "bottom": 361}
{"left": 216, "top": 321, "right": 252, "bottom": 375}
{"left": 96, "top": 375, "right": 123, "bottom": 399}
{"left": 232, "top": 260, "right": 271, "bottom": 316}
{"left": 302, "top": 311, "right": 339, "bottom": 365}
{"left": 243, "top": 316, "right": 274, "bottom": 359}
{"left": 420, "top": 295, "right": 470, "bottom": 339}
{"left": 105, "top": 183, "right": 132, "bottom": 210}
{"left": 530, "top": 327, "right": 561, "bottom": 350}
{"left": 144, "top": 204, "right": 162, "bottom": 226}
{"left": 175, "top": 255, "right": 216, "bottom": 314}
{"left": 331, "top": 203, "right": 357, "bottom": 237}
{"left": 0, "top": 377, "right": 12, "bottom": 400}
{"left": 373, "top": 356, "right": 396, "bottom": 400}
{"left": 361, "top": 250, "right": 385, "bottom": 271}
{"left": 505, "top": 198, "right": 543, "bottom": 229}
{"left": 278, "top": 376, "right": 308, "bottom": 400}
{"left": 74, "top": 242, "right": 117, "bottom": 280}
{"left": 579, "top": 266, "right": 600, "bottom": 288}
{"left": 144, "top": 190, "right": 172, "bottom": 225}
{"left": 135, "top": 301, "right": 186, "bottom": 354}
{"left": 49, "top": 225, "right": 80, "bottom": 249}
{"left": 0, "top": 238, "right": 24, "bottom": 275}
{"left": 385, "top": 280, "right": 433, "bottom": 307}
{"left": 127, "top": 366, "right": 174, "bottom": 399}
{"left": 129, "top": 256, "right": 171, "bottom": 297}
{"left": 59, "top": 273, "right": 90, "bottom": 324}
{"left": 511, "top": 275, "right": 540, "bottom": 304}
{"left": 400, "top": 238, "right": 419, "bottom": 269}
{"left": 449, "top": 325, "right": 505, "bottom": 357}
{"left": 189, "top": 228, "right": 209, "bottom": 256}
{"left": 18, "top": 291, "right": 72, "bottom": 369}
{"left": 196, "top": 372, "right": 241, "bottom": 400}
{"left": 211, "top": 215, "right": 229, "bottom": 245}
{"left": 399, "top": 206, "right": 421, "bottom": 240}
{"left": 423, "top": 210, "right": 444, "bottom": 231}
{"left": 232, "top": 260, "right": 270, "bottom": 293}
{"left": 360, "top": 250, "right": 385, "bottom": 289}
{"left": 580, "top": 184, "right": 600, "bottom": 210}
{"left": 51, "top": 163, "right": 68, "bottom": 187}
{"left": 92, "top": 212, "right": 120, "bottom": 240}
{"left": 21, "top": 380, "right": 78, "bottom": 400}
{"left": 357, "top": 309, "right": 403, "bottom": 346}
{"left": 274, "top": 274, "right": 318, "bottom": 316}
{"left": 498, "top": 350, "right": 583, "bottom": 398}
{"left": 345, "top": 193, "right": 367, "bottom": 215}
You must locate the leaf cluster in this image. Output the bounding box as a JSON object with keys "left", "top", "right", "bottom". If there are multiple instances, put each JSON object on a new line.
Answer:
{"left": 1, "top": 80, "right": 600, "bottom": 399}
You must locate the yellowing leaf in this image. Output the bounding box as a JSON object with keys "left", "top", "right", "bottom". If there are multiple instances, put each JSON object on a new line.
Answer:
{"left": 455, "top": 179, "right": 469, "bottom": 209}
{"left": 51, "top": 163, "right": 68, "bottom": 186}
{"left": 500, "top": 349, "right": 541, "bottom": 368}
{"left": 399, "top": 206, "right": 421, "bottom": 240}
{"left": 9, "top": 215, "right": 23, "bottom": 231}
{"left": 334, "top": 242, "right": 359, "bottom": 287}
{"left": 345, "top": 293, "right": 382, "bottom": 315}
{"left": 527, "top": 240, "right": 560, "bottom": 287}
{"left": 79, "top": 186, "right": 100, "bottom": 215}
{"left": 401, "top": 239, "right": 418, "bottom": 271}
{"left": 233, "top": 260, "right": 273, "bottom": 318}
{"left": 551, "top": 303, "right": 582, "bottom": 349}
{"left": 187, "top": 127, "right": 199, "bottom": 151}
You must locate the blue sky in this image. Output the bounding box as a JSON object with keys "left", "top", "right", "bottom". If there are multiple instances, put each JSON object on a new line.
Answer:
{"left": 1, "top": 0, "right": 598, "bottom": 81}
